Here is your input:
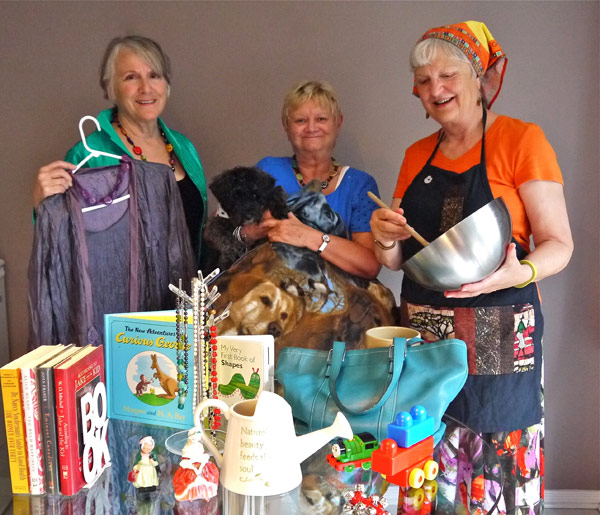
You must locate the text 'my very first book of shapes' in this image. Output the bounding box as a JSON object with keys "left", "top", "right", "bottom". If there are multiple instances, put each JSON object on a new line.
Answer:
{"left": 105, "top": 311, "right": 274, "bottom": 429}
{"left": 215, "top": 334, "right": 274, "bottom": 406}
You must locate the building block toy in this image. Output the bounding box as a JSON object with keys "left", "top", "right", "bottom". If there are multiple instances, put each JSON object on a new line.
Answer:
{"left": 371, "top": 437, "right": 438, "bottom": 488}
{"left": 371, "top": 404, "right": 439, "bottom": 497}
{"left": 387, "top": 405, "right": 434, "bottom": 448}
{"left": 372, "top": 436, "right": 433, "bottom": 478}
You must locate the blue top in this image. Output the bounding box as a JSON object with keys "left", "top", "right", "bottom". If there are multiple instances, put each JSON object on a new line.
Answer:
{"left": 256, "top": 156, "right": 380, "bottom": 236}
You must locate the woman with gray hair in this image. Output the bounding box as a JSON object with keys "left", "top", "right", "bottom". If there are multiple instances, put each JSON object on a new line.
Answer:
{"left": 28, "top": 35, "right": 201, "bottom": 349}
{"left": 33, "top": 35, "right": 207, "bottom": 263}
{"left": 370, "top": 21, "right": 572, "bottom": 513}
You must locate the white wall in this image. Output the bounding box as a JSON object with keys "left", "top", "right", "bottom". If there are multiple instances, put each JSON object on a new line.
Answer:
{"left": 0, "top": 1, "right": 597, "bottom": 490}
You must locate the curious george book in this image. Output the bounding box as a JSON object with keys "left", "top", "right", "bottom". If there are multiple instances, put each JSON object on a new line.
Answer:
{"left": 104, "top": 311, "right": 195, "bottom": 430}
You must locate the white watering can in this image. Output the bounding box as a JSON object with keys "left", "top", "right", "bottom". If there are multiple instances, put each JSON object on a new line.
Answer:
{"left": 194, "top": 391, "right": 353, "bottom": 496}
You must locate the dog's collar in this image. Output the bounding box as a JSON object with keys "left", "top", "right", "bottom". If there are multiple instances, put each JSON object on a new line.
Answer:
{"left": 215, "top": 203, "right": 229, "bottom": 219}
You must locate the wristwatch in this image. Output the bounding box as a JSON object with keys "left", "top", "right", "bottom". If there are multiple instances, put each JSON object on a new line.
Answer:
{"left": 318, "top": 234, "right": 330, "bottom": 254}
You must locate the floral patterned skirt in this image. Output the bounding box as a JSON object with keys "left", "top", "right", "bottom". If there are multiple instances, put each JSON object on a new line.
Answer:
{"left": 432, "top": 419, "right": 544, "bottom": 515}
{"left": 399, "top": 300, "right": 545, "bottom": 514}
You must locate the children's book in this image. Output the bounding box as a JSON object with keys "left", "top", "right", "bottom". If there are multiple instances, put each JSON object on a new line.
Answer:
{"left": 21, "top": 344, "right": 69, "bottom": 495}
{"left": 104, "top": 311, "right": 195, "bottom": 430}
{"left": 54, "top": 344, "right": 107, "bottom": 496}
{"left": 215, "top": 335, "right": 274, "bottom": 406}
{"left": 37, "top": 345, "right": 80, "bottom": 494}
{"left": 0, "top": 345, "right": 63, "bottom": 494}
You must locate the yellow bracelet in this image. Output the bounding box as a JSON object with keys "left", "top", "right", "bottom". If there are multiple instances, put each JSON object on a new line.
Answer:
{"left": 373, "top": 239, "right": 397, "bottom": 250}
{"left": 515, "top": 259, "right": 538, "bottom": 288}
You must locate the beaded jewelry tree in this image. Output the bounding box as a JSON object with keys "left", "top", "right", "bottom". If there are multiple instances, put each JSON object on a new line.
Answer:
{"left": 169, "top": 269, "right": 230, "bottom": 436}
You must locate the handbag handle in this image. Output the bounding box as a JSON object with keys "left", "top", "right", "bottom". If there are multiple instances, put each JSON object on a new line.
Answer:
{"left": 327, "top": 338, "right": 410, "bottom": 415}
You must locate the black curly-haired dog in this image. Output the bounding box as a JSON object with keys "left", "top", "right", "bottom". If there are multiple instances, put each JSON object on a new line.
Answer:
{"left": 202, "top": 166, "right": 289, "bottom": 271}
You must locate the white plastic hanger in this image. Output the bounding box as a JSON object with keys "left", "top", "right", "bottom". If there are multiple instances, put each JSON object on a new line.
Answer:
{"left": 71, "top": 115, "right": 131, "bottom": 212}
{"left": 72, "top": 116, "right": 122, "bottom": 173}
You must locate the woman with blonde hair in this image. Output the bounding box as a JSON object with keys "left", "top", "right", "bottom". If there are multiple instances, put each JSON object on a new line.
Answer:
{"left": 242, "top": 80, "right": 381, "bottom": 279}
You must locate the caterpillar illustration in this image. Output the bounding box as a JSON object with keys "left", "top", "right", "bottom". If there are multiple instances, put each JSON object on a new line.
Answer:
{"left": 218, "top": 368, "right": 261, "bottom": 399}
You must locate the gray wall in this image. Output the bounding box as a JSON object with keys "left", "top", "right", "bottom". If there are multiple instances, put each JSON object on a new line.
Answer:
{"left": 1, "top": 1, "right": 598, "bottom": 491}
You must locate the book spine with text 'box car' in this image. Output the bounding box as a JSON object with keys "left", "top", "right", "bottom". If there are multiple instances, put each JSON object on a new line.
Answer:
{"left": 37, "top": 345, "right": 78, "bottom": 494}
{"left": 0, "top": 367, "right": 29, "bottom": 493}
{"left": 20, "top": 345, "right": 67, "bottom": 495}
{"left": 54, "top": 345, "right": 105, "bottom": 496}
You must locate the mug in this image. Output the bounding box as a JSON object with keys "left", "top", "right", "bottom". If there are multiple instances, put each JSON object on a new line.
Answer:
{"left": 365, "top": 326, "right": 421, "bottom": 348}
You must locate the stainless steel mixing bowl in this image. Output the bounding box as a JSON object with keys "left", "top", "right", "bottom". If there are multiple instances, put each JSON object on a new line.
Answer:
{"left": 401, "top": 197, "right": 512, "bottom": 292}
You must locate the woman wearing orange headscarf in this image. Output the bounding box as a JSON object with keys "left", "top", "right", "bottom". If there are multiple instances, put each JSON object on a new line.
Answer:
{"left": 370, "top": 21, "right": 572, "bottom": 513}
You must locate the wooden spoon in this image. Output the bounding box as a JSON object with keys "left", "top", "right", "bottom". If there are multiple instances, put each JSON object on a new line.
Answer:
{"left": 368, "top": 191, "right": 430, "bottom": 247}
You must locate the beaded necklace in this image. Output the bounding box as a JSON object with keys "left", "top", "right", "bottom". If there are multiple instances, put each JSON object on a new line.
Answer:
{"left": 73, "top": 159, "right": 128, "bottom": 207}
{"left": 192, "top": 277, "right": 221, "bottom": 436}
{"left": 175, "top": 279, "right": 189, "bottom": 410}
{"left": 170, "top": 270, "right": 228, "bottom": 444}
{"left": 113, "top": 112, "right": 176, "bottom": 172}
{"left": 291, "top": 155, "right": 340, "bottom": 190}
{"left": 206, "top": 313, "right": 221, "bottom": 432}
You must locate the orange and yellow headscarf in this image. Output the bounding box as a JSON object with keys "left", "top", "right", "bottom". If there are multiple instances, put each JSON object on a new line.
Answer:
{"left": 413, "top": 21, "right": 507, "bottom": 108}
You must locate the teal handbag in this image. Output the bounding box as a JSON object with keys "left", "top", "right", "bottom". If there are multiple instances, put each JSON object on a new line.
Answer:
{"left": 275, "top": 338, "right": 468, "bottom": 443}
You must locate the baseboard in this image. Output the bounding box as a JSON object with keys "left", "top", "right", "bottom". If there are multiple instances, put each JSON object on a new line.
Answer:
{"left": 545, "top": 489, "right": 600, "bottom": 510}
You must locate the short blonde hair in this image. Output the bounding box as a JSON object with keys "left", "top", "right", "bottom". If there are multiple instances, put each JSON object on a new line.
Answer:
{"left": 99, "top": 35, "right": 172, "bottom": 102}
{"left": 281, "top": 80, "right": 342, "bottom": 127}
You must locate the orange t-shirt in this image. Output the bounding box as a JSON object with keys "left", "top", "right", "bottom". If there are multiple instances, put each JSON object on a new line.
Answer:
{"left": 393, "top": 115, "right": 564, "bottom": 251}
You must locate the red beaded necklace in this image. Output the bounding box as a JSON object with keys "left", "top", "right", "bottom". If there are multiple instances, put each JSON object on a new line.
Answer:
{"left": 113, "top": 113, "right": 176, "bottom": 173}
{"left": 207, "top": 315, "right": 221, "bottom": 432}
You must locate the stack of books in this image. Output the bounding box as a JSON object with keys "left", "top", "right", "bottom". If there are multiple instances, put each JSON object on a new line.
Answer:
{"left": 0, "top": 344, "right": 107, "bottom": 496}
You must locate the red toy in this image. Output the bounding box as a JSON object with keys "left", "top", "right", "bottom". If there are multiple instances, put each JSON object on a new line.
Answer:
{"left": 368, "top": 405, "right": 440, "bottom": 513}
{"left": 342, "top": 484, "right": 390, "bottom": 515}
{"left": 371, "top": 436, "right": 438, "bottom": 488}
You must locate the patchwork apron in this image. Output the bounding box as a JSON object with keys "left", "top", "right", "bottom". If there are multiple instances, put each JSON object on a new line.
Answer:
{"left": 399, "top": 110, "right": 543, "bottom": 433}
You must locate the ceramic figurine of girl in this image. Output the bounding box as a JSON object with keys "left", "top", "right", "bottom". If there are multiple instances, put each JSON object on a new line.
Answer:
{"left": 128, "top": 436, "right": 160, "bottom": 493}
{"left": 172, "top": 432, "right": 219, "bottom": 502}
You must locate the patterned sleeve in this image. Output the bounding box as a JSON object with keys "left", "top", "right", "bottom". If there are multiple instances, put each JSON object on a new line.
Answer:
{"left": 349, "top": 172, "right": 380, "bottom": 233}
